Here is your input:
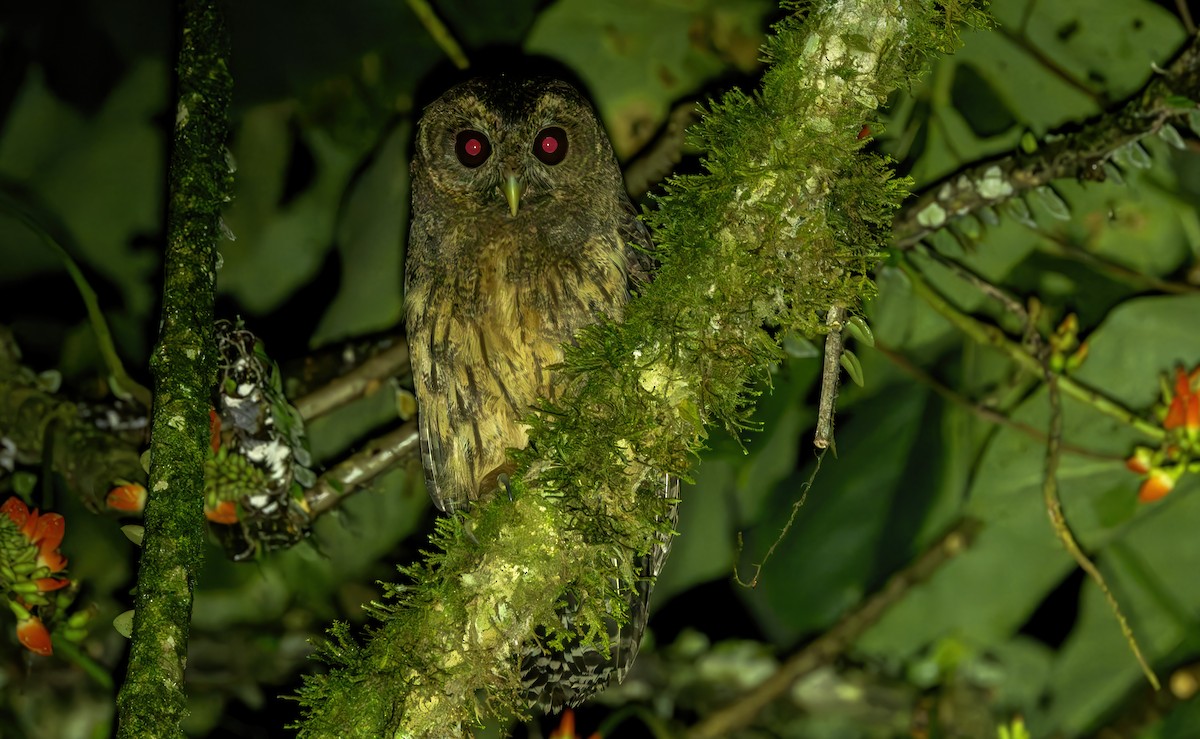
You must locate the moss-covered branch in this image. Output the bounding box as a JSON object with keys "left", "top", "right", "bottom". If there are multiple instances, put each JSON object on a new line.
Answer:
{"left": 114, "top": 1, "right": 231, "bottom": 735}
{"left": 296, "top": 1, "right": 987, "bottom": 735}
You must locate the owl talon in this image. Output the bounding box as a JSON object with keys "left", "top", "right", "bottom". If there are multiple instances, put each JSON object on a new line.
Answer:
{"left": 462, "top": 518, "right": 480, "bottom": 546}
{"left": 497, "top": 473, "right": 513, "bottom": 502}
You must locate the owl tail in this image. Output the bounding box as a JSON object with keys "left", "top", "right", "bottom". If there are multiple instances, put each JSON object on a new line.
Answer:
{"left": 519, "top": 474, "right": 678, "bottom": 713}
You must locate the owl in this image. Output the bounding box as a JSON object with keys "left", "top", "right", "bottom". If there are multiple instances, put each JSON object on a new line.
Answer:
{"left": 404, "top": 77, "right": 670, "bottom": 711}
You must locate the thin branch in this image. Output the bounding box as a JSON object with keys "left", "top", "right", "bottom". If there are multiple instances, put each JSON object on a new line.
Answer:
{"left": 995, "top": 25, "right": 1105, "bottom": 105}
{"left": 624, "top": 101, "right": 701, "bottom": 199}
{"left": 0, "top": 187, "right": 152, "bottom": 409}
{"left": 1033, "top": 228, "right": 1199, "bottom": 295}
{"left": 874, "top": 341, "right": 1121, "bottom": 461}
{"left": 914, "top": 243, "right": 1028, "bottom": 320}
{"left": 893, "top": 33, "right": 1200, "bottom": 249}
{"left": 733, "top": 452, "right": 823, "bottom": 588}
{"left": 1177, "top": 0, "right": 1196, "bottom": 35}
{"left": 305, "top": 421, "right": 421, "bottom": 518}
{"left": 293, "top": 341, "right": 410, "bottom": 421}
{"left": 1041, "top": 374, "right": 1159, "bottom": 689}
{"left": 688, "top": 518, "right": 983, "bottom": 739}
{"left": 115, "top": 1, "right": 231, "bottom": 735}
{"left": 813, "top": 306, "right": 846, "bottom": 449}
{"left": 897, "top": 257, "right": 1166, "bottom": 442}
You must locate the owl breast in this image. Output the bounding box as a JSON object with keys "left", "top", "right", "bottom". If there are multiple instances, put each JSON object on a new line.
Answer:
{"left": 406, "top": 207, "right": 628, "bottom": 512}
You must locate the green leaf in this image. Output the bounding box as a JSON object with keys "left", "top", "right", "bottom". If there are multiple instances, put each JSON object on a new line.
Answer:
{"left": 525, "top": 0, "right": 772, "bottom": 158}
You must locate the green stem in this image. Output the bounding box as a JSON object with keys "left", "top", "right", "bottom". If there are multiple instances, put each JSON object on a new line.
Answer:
{"left": 406, "top": 0, "right": 470, "bottom": 70}
{"left": 0, "top": 189, "right": 152, "bottom": 409}
{"left": 114, "top": 0, "right": 231, "bottom": 735}
{"left": 52, "top": 636, "right": 114, "bottom": 690}
{"left": 897, "top": 257, "right": 1165, "bottom": 442}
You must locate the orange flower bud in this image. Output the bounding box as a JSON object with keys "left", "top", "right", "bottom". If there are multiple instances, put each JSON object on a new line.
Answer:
{"left": 106, "top": 483, "right": 147, "bottom": 513}
{"left": 1138, "top": 469, "right": 1175, "bottom": 503}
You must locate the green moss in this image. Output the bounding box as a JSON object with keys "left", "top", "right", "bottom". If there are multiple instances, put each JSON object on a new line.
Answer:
{"left": 295, "top": 1, "right": 990, "bottom": 735}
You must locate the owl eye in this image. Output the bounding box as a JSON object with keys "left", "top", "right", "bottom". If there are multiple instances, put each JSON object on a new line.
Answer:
{"left": 532, "top": 127, "right": 568, "bottom": 165}
{"left": 455, "top": 130, "right": 491, "bottom": 168}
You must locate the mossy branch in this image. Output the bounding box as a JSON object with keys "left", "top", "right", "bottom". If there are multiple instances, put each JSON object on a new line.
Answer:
{"left": 296, "top": 1, "right": 987, "bottom": 736}
{"left": 114, "top": 1, "right": 232, "bottom": 736}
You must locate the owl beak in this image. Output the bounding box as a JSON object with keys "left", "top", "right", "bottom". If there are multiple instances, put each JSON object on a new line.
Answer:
{"left": 501, "top": 173, "right": 524, "bottom": 217}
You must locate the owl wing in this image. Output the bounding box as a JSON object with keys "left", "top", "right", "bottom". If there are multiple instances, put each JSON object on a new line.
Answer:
{"left": 617, "top": 197, "right": 657, "bottom": 296}
{"left": 416, "top": 383, "right": 451, "bottom": 512}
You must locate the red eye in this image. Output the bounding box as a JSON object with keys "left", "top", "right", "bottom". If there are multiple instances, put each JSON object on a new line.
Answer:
{"left": 533, "top": 127, "right": 568, "bottom": 165}
{"left": 455, "top": 130, "right": 491, "bottom": 168}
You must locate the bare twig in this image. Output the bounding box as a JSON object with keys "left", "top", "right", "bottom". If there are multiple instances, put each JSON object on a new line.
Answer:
{"left": 293, "top": 341, "right": 410, "bottom": 421}
{"left": 734, "top": 452, "right": 823, "bottom": 588}
{"left": 624, "top": 101, "right": 701, "bottom": 199}
{"left": 874, "top": 341, "right": 1121, "bottom": 461}
{"left": 814, "top": 305, "right": 846, "bottom": 449}
{"left": 1033, "top": 229, "right": 1199, "bottom": 295}
{"left": 305, "top": 421, "right": 420, "bottom": 518}
{"left": 1177, "top": 0, "right": 1196, "bottom": 35}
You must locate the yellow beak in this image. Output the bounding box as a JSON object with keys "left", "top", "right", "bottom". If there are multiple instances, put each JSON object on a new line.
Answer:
{"left": 502, "top": 174, "right": 523, "bottom": 217}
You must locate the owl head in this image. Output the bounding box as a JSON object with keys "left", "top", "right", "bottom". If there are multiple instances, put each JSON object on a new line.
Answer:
{"left": 412, "top": 77, "right": 622, "bottom": 218}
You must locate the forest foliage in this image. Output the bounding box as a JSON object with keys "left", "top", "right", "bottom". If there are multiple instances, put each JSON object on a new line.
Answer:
{"left": 1, "top": 0, "right": 1200, "bottom": 737}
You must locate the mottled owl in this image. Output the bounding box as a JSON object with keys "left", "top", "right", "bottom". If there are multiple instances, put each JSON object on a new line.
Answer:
{"left": 404, "top": 76, "right": 670, "bottom": 711}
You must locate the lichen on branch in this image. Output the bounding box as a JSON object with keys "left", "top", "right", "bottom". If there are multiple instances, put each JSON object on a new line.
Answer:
{"left": 295, "top": 1, "right": 989, "bottom": 736}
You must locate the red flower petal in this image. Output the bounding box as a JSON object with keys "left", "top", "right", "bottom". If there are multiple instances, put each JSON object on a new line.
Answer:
{"left": 2, "top": 496, "right": 29, "bottom": 527}
{"left": 1175, "top": 366, "right": 1191, "bottom": 398}
{"left": 32, "top": 512, "right": 65, "bottom": 551}
{"left": 36, "top": 577, "right": 70, "bottom": 592}
{"left": 16, "top": 615, "right": 52, "bottom": 656}
{"left": 1187, "top": 393, "right": 1200, "bottom": 432}
{"left": 210, "top": 409, "right": 222, "bottom": 453}
{"left": 27, "top": 513, "right": 67, "bottom": 572}
{"left": 1125, "top": 448, "right": 1153, "bottom": 474}
{"left": 1165, "top": 396, "right": 1187, "bottom": 430}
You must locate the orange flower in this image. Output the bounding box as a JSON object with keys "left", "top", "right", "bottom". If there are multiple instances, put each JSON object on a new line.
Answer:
{"left": 205, "top": 500, "right": 239, "bottom": 524}
{"left": 2, "top": 497, "right": 67, "bottom": 572}
{"left": 2, "top": 498, "right": 72, "bottom": 656}
{"left": 1164, "top": 366, "right": 1200, "bottom": 435}
{"left": 549, "top": 710, "right": 602, "bottom": 739}
{"left": 16, "top": 612, "right": 52, "bottom": 656}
